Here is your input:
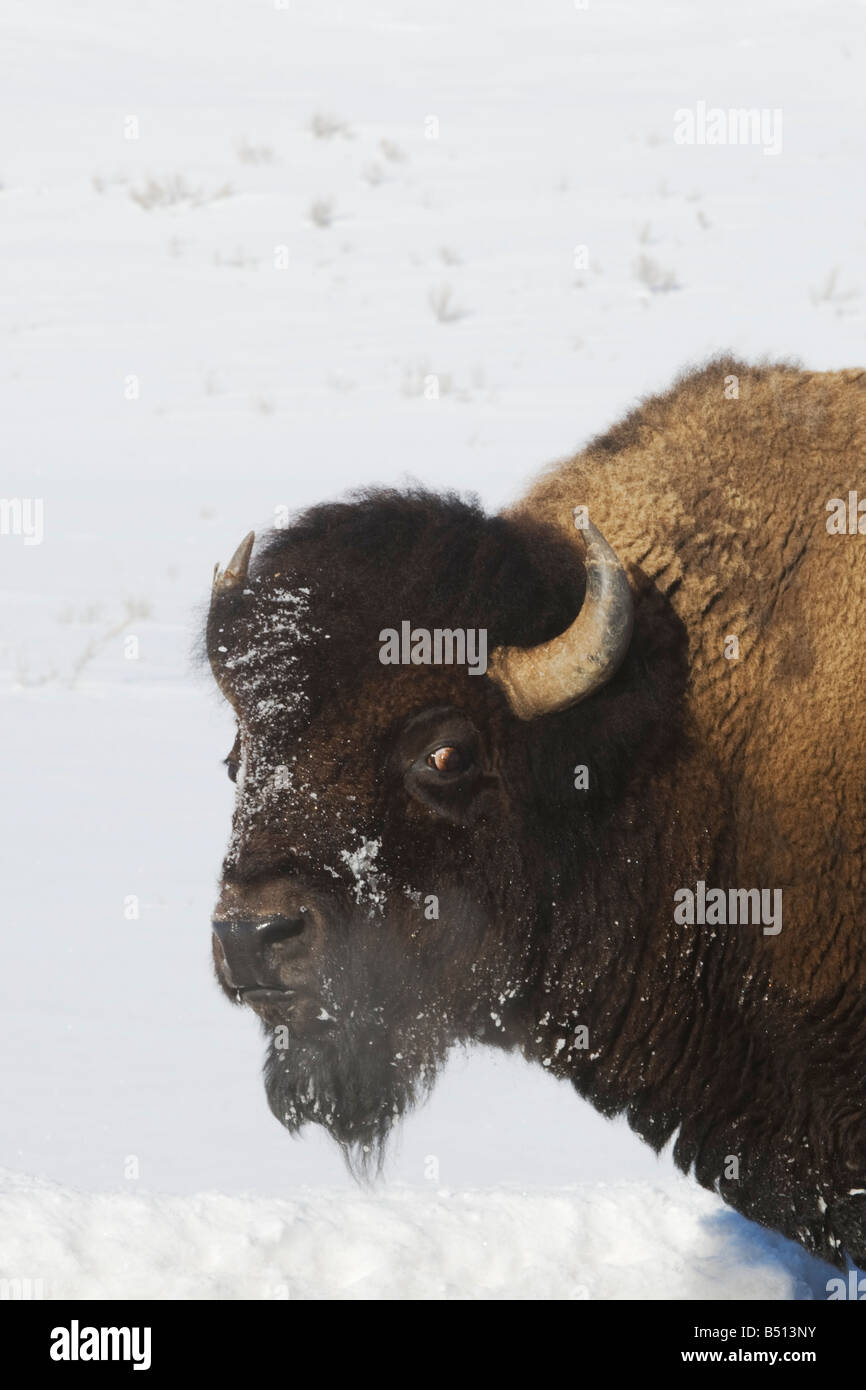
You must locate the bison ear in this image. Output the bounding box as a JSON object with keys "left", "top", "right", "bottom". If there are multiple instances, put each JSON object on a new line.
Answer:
{"left": 487, "top": 518, "right": 633, "bottom": 720}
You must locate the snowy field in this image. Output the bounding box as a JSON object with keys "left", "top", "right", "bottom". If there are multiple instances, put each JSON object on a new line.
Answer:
{"left": 0, "top": 1169, "right": 832, "bottom": 1300}
{"left": 2, "top": 0, "right": 864, "bottom": 1299}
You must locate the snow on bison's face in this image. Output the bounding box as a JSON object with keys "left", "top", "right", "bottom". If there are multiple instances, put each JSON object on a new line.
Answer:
{"left": 204, "top": 492, "right": 632, "bottom": 1167}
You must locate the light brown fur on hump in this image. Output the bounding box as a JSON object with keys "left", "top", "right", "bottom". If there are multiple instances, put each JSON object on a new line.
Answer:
{"left": 514, "top": 358, "right": 866, "bottom": 999}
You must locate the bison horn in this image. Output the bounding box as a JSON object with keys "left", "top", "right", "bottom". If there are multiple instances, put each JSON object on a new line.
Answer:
{"left": 208, "top": 532, "right": 255, "bottom": 703}
{"left": 488, "top": 518, "right": 633, "bottom": 720}
{"left": 212, "top": 531, "right": 255, "bottom": 595}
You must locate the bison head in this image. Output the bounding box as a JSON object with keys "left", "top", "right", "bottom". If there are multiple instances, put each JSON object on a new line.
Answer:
{"left": 205, "top": 491, "right": 635, "bottom": 1170}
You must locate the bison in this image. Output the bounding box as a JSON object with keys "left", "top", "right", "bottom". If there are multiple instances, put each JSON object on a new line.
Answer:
{"left": 206, "top": 358, "right": 866, "bottom": 1270}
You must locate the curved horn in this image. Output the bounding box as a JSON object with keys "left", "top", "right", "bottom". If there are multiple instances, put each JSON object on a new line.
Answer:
{"left": 208, "top": 532, "right": 255, "bottom": 703}
{"left": 487, "top": 517, "right": 633, "bottom": 720}
{"left": 212, "top": 531, "right": 255, "bottom": 595}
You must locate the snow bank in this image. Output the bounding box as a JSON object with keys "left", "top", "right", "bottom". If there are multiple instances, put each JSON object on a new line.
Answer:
{"left": 0, "top": 1169, "right": 830, "bottom": 1300}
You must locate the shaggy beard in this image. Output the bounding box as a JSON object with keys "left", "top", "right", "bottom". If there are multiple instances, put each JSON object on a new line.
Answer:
{"left": 263, "top": 1012, "right": 451, "bottom": 1176}
{"left": 259, "top": 887, "right": 528, "bottom": 1176}
{"left": 260, "top": 912, "right": 466, "bottom": 1175}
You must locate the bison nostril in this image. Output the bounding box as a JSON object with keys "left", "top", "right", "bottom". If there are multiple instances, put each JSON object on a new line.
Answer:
{"left": 212, "top": 912, "right": 315, "bottom": 993}
{"left": 257, "top": 914, "right": 308, "bottom": 944}
{"left": 212, "top": 915, "right": 309, "bottom": 947}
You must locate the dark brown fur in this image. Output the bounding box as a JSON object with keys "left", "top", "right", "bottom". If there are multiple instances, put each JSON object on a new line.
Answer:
{"left": 207, "top": 358, "right": 866, "bottom": 1269}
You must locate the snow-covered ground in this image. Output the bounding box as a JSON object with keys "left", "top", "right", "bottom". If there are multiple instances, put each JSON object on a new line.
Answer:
{"left": 0, "top": 1168, "right": 832, "bottom": 1300}
{"left": 1, "top": 0, "right": 863, "bottom": 1298}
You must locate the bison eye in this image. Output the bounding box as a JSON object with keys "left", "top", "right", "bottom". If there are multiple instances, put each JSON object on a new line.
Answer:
{"left": 426, "top": 745, "right": 466, "bottom": 775}
{"left": 398, "top": 709, "right": 485, "bottom": 823}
